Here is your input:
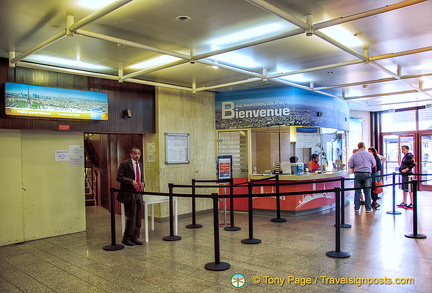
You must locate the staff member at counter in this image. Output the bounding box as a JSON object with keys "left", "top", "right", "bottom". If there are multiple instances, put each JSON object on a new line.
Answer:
{"left": 307, "top": 154, "right": 321, "bottom": 172}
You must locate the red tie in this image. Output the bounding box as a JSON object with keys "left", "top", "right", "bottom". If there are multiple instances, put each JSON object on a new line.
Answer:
{"left": 135, "top": 160, "right": 141, "bottom": 191}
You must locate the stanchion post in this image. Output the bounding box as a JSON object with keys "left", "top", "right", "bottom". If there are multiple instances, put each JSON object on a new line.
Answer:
{"left": 103, "top": 188, "right": 124, "bottom": 251}
{"left": 387, "top": 172, "right": 401, "bottom": 215}
{"left": 271, "top": 175, "right": 287, "bottom": 223}
{"left": 224, "top": 178, "right": 241, "bottom": 231}
{"left": 163, "top": 183, "right": 182, "bottom": 241}
{"left": 405, "top": 180, "right": 427, "bottom": 239}
{"left": 339, "top": 177, "right": 351, "bottom": 228}
{"left": 241, "top": 182, "right": 261, "bottom": 244}
{"left": 205, "top": 193, "right": 231, "bottom": 271}
{"left": 326, "top": 187, "right": 350, "bottom": 258}
{"left": 186, "top": 179, "right": 203, "bottom": 229}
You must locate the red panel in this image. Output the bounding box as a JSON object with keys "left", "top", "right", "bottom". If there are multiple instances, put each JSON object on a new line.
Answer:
{"left": 224, "top": 177, "right": 351, "bottom": 212}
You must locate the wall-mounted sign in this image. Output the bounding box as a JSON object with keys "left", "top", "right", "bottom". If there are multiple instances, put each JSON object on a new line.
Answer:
{"left": 55, "top": 150, "right": 69, "bottom": 161}
{"left": 5, "top": 82, "right": 108, "bottom": 120}
{"left": 296, "top": 127, "right": 318, "bottom": 133}
{"left": 58, "top": 124, "right": 70, "bottom": 131}
{"left": 165, "top": 133, "right": 190, "bottom": 164}
{"left": 215, "top": 87, "right": 349, "bottom": 130}
{"left": 217, "top": 155, "right": 232, "bottom": 180}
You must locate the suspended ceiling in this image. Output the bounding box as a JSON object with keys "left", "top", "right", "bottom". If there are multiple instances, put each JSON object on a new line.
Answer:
{"left": 0, "top": 0, "right": 431, "bottom": 112}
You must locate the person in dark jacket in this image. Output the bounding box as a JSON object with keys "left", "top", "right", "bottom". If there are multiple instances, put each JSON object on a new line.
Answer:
{"left": 116, "top": 147, "right": 145, "bottom": 246}
{"left": 396, "top": 145, "right": 416, "bottom": 209}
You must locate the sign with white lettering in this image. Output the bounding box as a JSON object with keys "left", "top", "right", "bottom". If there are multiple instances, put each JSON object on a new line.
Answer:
{"left": 215, "top": 87, "right": 349, "bottom": 130}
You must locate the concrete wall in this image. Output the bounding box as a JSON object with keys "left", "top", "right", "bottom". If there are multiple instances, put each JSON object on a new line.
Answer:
{"left": 144, "top": 88, "right": 216, "bottom": 218}
{"left": 0, "top": 130, "right": 86, "bottom": 246}
{"left": 0, "top": 130, "right": 24, "bottom": 245}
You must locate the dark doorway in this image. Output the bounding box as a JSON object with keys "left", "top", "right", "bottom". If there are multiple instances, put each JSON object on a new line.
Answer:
{"left": 84, "top": 133, "right": 143, "bottom": 214}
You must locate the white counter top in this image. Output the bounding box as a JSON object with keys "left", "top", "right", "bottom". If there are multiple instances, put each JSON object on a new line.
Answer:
{"left": 249, "top": 171, "right": 349, "bottom": 181}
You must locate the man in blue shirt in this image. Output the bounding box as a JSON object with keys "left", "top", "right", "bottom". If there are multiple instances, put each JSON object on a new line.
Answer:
{"left": 349, "top": 142, "right": 376, "bottom": 213}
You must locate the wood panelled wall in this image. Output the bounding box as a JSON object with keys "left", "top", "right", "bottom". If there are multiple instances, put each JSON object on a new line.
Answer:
{"left": 0, "top": 58, "right": 155, "bottom": 133}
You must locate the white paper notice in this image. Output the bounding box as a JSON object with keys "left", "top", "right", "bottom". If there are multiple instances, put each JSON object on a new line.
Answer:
{"left": 55, "top": 150, "right": 69, "bottom": 161}
{"left": 69, "top": 145, "right": 84, "bottom": 167}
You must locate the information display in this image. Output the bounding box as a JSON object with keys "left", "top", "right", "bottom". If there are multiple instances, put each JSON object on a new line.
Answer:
{"left": 5, "top": 82, "right": 108, "bottom": 120}
{"left": 217, "top": 155, "right": 232, "bottom": 179}
{"left": 165, "top": 133, "right": 190, "bottom": 164}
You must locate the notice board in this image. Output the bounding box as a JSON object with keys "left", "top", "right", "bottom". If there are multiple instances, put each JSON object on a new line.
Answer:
{"left": 165, "top": 133, "right": 190, "bottom": 164}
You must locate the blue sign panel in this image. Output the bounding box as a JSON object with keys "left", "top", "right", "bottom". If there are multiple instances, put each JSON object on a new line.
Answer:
{"left": 215, "top": 87, "right": 349, "bottom": 130}
{"left": 296, "top": 127, "right": 318, "bottom": 133}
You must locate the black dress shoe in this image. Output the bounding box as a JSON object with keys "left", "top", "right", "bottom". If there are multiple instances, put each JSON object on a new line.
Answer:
{"left": 122, "top": 239, "right": 135, "bottom": 246}
{"left": 132, "top": 239, "right": 144, "bottom": 245}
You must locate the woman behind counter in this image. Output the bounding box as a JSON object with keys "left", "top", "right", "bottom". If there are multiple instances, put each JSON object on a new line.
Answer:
{"left": 307, "top": 154, "right": 321, "bottom": 172}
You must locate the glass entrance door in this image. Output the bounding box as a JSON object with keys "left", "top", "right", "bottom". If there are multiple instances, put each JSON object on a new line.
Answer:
{"left": 420, "top": 134, "right": 432, "bottom": 190}
{"left": 383, "top": 135, "right": 415, "bottom": 178}
{"left": 383, "top": 135, "right": 399, "bottom": 174}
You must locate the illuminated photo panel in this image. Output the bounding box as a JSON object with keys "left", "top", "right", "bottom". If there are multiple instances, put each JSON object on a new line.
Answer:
{"left": 5, "top": 82, "right": 108, "bottom": 120}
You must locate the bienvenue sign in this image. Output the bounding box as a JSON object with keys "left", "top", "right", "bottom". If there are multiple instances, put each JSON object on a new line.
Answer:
{"left": 215, "top": 87, "right": 349, "bottom": 130}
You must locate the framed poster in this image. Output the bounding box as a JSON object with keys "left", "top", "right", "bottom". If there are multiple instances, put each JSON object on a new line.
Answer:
{"left": 165, "top": 133, "right": 190, "bottom": 164}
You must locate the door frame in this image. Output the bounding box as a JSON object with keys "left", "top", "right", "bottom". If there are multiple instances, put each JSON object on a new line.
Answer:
{"left": 382, "top": 133, "right": 416, "bottom": 181}
{"left": 419, "top": 132, "right": 432, "bottom": 191}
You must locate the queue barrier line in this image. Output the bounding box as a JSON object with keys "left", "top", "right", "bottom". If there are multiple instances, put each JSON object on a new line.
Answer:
{"left": 204, "top": 193, "right": 231, "bottom": 271}
{"left": 186, "top": 179, "right": 203, "bottom": 229}
{"left": 405, "top": 180, "right": 427, "bottom": 239}
{"left": 102, "top": 188, "right": 124, "bottom": 251}
{"left": 326, "top": 187, "right": 350, "bottom": 258}
{"left": 104, "top": 172, "right": 430, "bottom": 270}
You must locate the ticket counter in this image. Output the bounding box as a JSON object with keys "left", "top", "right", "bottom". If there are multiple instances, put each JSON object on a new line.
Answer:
{"left": 248, "top": 172, "right": 349, "bottom": 212}
{"left": 221, "top": 172, "right": 349, "bottom": 213}
{"left": 215, "top": 87, "right": 351, "bottom": 213}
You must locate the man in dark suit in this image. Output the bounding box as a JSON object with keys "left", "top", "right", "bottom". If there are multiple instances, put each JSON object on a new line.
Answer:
{"left": 116, "top": 147, "right": 145, "bottom": 246}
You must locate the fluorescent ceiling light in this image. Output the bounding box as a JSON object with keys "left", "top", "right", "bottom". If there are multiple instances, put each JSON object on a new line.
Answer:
{"left": 414, "top": 63, "right": 432, "bottom": 72}
{"left": 77, "top": 0, "right": 117, "bottom": 10}
{"left": 421, "top": 77, "right": 432, "bottom": 89}
{"left": 28, "top": 55, "right": 109, "bottom": 70}
{"left": 210, "top": 23, "right": 285, "bottom": 47}
{"left": 320, "top": 26, "right": 363, "bottom": 47}
{"left": 345, "top": 88, "right": 364, "bottom": 98}
{"left": 278, "top": 73, "right": 309, "bottom": 83}
{"left": 129, "top": 55, "right": 181, "bottom": 70}
{"left": 210, "top": 52, "right": 260, "bottom": 69}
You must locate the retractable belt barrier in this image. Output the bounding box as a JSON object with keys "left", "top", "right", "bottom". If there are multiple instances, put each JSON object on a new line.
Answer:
{"left": 104, "top": 172, "right": 431, "bottom": 270}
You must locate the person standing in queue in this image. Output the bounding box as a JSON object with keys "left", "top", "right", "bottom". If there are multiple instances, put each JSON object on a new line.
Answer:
{"left": 349, "top": 149, "right": 365, "bottom": 205}
{"left": 349, "top": 142, "right": 376, "bottom": 213}
{"left": 368, "top": 147, "right": 383, "bottom": 209}
{"left": 116, "top": 147, "right": 145, "bottom": 246}
{"left": 397, "top": 145, "right": 416, "bottom": 209}
{"left": 307, "top": 154, "right": 321, "bottom": 172}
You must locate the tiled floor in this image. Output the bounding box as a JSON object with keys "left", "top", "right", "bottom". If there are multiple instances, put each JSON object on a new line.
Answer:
{"left": 1, "top": 188, "right": 431, "bottom": 292}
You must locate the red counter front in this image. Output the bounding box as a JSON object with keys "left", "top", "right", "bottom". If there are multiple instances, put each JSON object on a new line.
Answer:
{"left": 220, "top": 172, "right": 350, "bottom": 212}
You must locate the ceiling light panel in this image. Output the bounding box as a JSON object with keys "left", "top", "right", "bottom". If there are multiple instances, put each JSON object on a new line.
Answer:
{"left": 26, "top": 55, "right": 110, "bottom": 70}
{"left": 209, "top": 51, "right": 261, "bottom": 69}
{"left": 77, "top": 0, "right": 118, "bottom": 10}
{"left": 128, "top": 55, "right": 182, "bottom": 70}
{"left": 209, "top": 22, "right": 287, "bottom": 49}
{"left": 319, "top": 25, "right": 364, "bottom": 48}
